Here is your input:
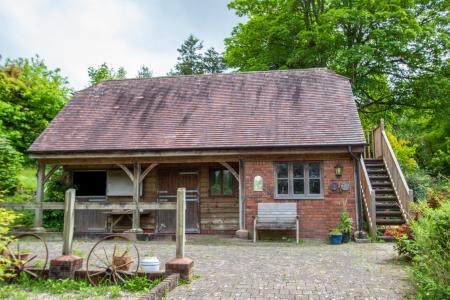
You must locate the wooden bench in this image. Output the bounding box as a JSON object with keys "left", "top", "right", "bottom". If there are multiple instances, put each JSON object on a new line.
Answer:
{"left": 253, "top": 203, "right": 299, "bottom": 243}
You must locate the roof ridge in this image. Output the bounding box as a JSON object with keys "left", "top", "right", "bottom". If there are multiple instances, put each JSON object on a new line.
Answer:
{"left": 89, "top": 67, "right": 348, "bottom": 88}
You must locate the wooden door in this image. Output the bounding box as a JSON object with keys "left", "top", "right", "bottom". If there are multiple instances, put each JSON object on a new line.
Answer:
{"left": 157, "top": 169, "right": 200, "bottom": 233}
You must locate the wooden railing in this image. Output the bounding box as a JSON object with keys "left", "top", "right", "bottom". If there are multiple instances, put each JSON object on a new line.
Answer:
{"left": 360, "top": 158, "right": 377, "bottom": 237}
{"left": 372, "top": 120, "right": 413, "bottom": 221}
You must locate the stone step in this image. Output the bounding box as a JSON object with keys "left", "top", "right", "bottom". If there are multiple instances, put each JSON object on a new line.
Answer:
{"left": 376, "top": 218, "right": 405, "bottom": 225}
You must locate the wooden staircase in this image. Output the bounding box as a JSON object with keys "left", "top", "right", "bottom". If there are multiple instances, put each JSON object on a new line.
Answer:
{"left": 361, "top": 120, "right": 413, "bottom": 241}
{"left": 364, "top": 158, "right": 405, "bottom": 240}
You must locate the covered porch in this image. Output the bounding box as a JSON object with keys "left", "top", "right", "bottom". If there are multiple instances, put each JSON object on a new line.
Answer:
{"left": 30, "top": 156, "right": 246, "bottom": 236}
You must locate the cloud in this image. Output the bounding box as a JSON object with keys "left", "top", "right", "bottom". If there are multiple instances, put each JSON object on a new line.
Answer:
{"left": 0, "top": 0, "right": 240, "bottom": 90}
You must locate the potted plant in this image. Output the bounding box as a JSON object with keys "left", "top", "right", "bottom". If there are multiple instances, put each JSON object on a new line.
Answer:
{"left": 140, "top": 251, "right": 160, "bottom": 272}
{"left": 329, "top": 228, "right": 343, "bottom": 244}
{"left": 338, "top": 210, "right": 353, "bottom": 243}
{"left": 113, "top": 248, "right": 132, "bottom": 271}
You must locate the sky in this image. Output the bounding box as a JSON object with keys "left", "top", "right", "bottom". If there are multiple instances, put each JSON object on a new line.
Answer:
{"left": 0, "top": 0, "right": 242, "bottom": 90}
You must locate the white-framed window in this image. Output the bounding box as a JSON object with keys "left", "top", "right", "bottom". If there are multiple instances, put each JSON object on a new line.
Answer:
{"left": 275, "top": 162, "right": 323, "bottom": 199}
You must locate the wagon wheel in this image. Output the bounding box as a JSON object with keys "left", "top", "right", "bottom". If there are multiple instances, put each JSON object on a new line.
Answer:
{"left": 86, "top": 235, "right": 140, "bottom": 286}
{"left": 4, "top": 233, "right": 49, "bottom": 279}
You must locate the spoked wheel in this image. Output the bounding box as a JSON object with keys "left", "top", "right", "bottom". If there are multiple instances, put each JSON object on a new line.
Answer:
{"left": 4, "top": 233, "right": 49, "bottom": 279}
{"left": 86, "top": 235, "right": 140, "bottom": 286}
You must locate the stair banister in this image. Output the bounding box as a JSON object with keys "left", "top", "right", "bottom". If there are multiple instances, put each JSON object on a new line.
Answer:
{"left": 373, "top": 119, "right": 413, "bottom": 221}
{"left": 360, "top": 157, "right": 377, "bottom": 238}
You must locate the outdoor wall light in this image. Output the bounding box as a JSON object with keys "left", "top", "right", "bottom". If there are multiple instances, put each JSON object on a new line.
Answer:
{"left": 335, "top": 163, "right": 343, "bottom": 177}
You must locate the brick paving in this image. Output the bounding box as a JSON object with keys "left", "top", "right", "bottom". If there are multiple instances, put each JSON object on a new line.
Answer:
{"left": 44, "top": 235, "right": 412, "bottom": 300}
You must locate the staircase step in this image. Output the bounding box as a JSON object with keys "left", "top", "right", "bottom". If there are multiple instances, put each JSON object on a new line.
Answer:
{"left": 376, "top": 210, "right": 402, "bottom": 216}
{"left": 368, "top": 169, "right": 387, "bottom": 174}
{"left": 372, "top": 181, "right": 392, "bottom": 187}
{"left": 376, "top": 202, "right": 399, "bottom": 208}
{"left": 366, "top": 163, "right": 385, "bottom": 168}
{"left": 374, "top": 187, "right": 394, "bottom": 192}
{"left": 376, "top": 218, "right": 405, "bottom": 225}
{"left": 369, "top": 175, "right": 389, "bottom": 180}
{"left": 376, "top": 195, "right": 397, "bottom": 200}
{"left": 364, "top": 159, "right": 383, "bottom": 164}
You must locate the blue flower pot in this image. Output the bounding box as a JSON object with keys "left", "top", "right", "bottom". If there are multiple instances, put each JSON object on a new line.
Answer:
{"left": 329, "top": 233, "right": 343, "bottom": 244}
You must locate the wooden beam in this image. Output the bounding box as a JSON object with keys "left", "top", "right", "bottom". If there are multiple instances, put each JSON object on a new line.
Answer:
{"left": 238, "top": 160, "right": 245, "bottom": 230}
{"left": 0, "top": 202, "right": 176, "bottom": 210}
{"left": 140, "top": 163, "right": 158, "bottom": 183}
{"left": 219, "top": 162, "right": 239, "bottom": 182}
{"left": 44, "top": 165, "right": 61, "bottom": 183}
{"left": 176, "top": 187, "right": 186, "bottom": 258}
{"left": 116, "top": 164, "right": 134, "bottom": 183}
{"left": 62, "top": 189, "right": 76, "bottom": 255}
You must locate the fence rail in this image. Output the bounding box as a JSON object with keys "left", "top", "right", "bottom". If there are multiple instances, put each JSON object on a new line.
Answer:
{"left": 360, "top": 158, "right": 377, "bottom": 237}
{"left": 0, "top": 202, "right": 176, "bottom": 211}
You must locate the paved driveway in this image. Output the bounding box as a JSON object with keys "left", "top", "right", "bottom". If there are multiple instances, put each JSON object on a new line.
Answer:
{"left": 47, "top": 236, "right": 412, "bottom": 299}
{"left": 168, "top": 236, "right": 412, "bottom": 300}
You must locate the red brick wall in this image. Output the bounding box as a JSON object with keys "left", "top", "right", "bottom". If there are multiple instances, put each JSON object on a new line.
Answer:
{"left": 244, "top": 154, "right": 357, "bottom": 239}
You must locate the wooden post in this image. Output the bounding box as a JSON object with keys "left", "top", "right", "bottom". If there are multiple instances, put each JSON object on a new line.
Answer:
{"left": 176, "top": 187, "right": 186, "bottom": 258}
{"left": 132, "top": 162, "right": 143, "bottom": 233}
{"left": 33, "top": 162, "right": 46, "bottom": 231}
{"left": 62, "top": 189, "right": 76, "bottom": 255}
{"left": 238, "top": 160, "right": 245, "bottom": 230}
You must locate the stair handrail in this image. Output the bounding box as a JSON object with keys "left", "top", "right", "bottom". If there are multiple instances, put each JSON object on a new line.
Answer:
{"left": 373, "top": 119, "right": 413, "bottom": 221}
{"left": 360, "top": 157, "right": 377, "bottom": 238}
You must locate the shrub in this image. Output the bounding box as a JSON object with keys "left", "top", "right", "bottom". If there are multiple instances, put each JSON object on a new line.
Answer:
{"left": 409, "top": 198, "right": 450, "bottom": 299}
{"left": 0, "top": 208, "right": 20, "bottom": 281}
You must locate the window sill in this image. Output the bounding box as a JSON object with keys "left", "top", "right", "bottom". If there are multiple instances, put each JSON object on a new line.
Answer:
{"left": 274, "top": 196, "right": 325, "bottom": 201}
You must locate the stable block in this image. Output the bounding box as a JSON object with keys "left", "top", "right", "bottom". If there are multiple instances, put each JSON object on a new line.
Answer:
{"left": 49, "top": 255, "right": 83, "bottom": 279}
{"left": 165, "top": 257, "right": 193, "bottom": 280}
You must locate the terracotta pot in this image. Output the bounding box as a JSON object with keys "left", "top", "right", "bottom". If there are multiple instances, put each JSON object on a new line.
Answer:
{"left": 113, "top": 255, "right": 132, "bottom": 271}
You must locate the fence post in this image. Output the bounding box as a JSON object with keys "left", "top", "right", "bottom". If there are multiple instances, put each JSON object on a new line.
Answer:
{"left": 62, "top": 189, "right": 76, "bottom": 255}
{"left": 33, "top": 162, "right": 46, "bottom": 231}
{"left": 165, "top": 187, "right": 193, "bottom": 280}
{"left": 176, "top": 187, "right": 186, "bottom": 258}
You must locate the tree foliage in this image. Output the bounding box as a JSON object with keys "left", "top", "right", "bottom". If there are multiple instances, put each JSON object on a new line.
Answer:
{"left": 169, "top": 34, "right": 226, "bottom": 75}
{"left": 87, "top": 62, "right": 127, "bottom": 85}
{"left": 225, "top": 0, "right": 448, "bottom": 116}
{"left": 137, "top": 65, "right": 153, "bottom": 78}
{"left": 0, "top": 56, "right": 71, "bottom": 153}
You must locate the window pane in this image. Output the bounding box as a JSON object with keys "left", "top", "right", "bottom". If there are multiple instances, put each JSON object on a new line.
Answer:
{"left": 276, "top": 163, "right": 288, "bottom": 178}
{"left": 309, "top": 163, "right": 320, "bottom": 178}
{"left": 309, "top": 179, "right": 321, "bottom": 194}
{"left": 293, "top": 163, "right": 304, "bottom": 178}
{"left": 277, "top": 179, "right": 289, "bottom": 195}
{"left": 73, "top": 171, "right": 106, "bottom": 196}
{"left": 210, "top": 170, "right": 222, "bottom": 195}
{"left": 223, "top": 170, "right": 233, "bottom": 195}
{"left": 293, "top": 179, "right": 304, "bottom": 194}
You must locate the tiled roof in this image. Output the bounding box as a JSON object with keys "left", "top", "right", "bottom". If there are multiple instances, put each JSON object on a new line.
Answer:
{"left": 28, "top": 68, "right": 366, "bottom": 154}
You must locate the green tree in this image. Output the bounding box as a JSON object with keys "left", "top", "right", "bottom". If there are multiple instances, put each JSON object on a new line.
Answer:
{"left": 0, "top": 56, "right": 71, "bottom": 153}
{"left": 225, "top": 0, "right": 449, "bottom": 118}
{"left": 0, "top": 133, "right": 23, "bottom": 195}
{"left": 203, "top": 47, "right": 226, "bottom": 74}
{"left": 169, "top": 34, "right": 226, "bottom": 75}
{"left": 137, "top": 65, "right": 153, "bottom": 78}
{"left": 87, "top": 62, "right": 127, "bottom": 85}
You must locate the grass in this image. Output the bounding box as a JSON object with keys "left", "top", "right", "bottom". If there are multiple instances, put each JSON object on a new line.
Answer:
{"left": 0, "top": 273, "right": 160, "bottom": 300}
